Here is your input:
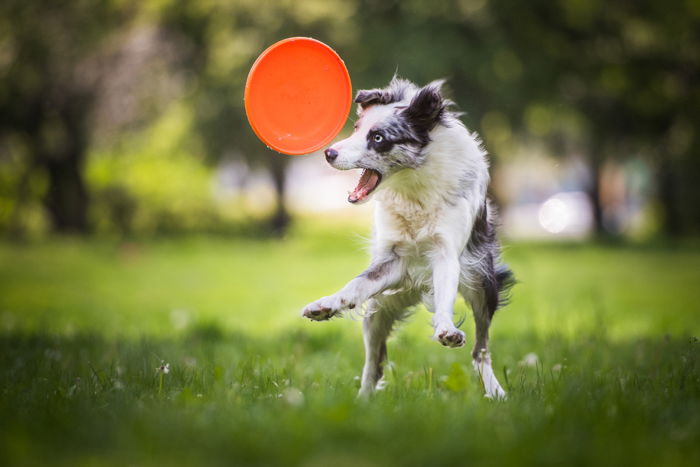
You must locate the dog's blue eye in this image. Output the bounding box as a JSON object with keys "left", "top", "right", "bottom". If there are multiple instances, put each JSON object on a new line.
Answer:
{"left": 373, "top": 134, "right": 383, "bottom": 143}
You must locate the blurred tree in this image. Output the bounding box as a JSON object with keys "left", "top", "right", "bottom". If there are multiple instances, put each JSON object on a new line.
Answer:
{"left": 346, "top": 0, "right": 700, "bottom": 236}
{"left": 0, "top": 1, "right": 202, "bottom": 236}
{"left": 0, "top": 0, "right": 134, "bottom": 234}
{"left": 486, "top": 0, "right": 700, "bottom": 235}
{"left": 160, "top": 0, "right": 356, "bottom": 235}
{"left": 2, "top": 0, "right": 697, "bottom": 237}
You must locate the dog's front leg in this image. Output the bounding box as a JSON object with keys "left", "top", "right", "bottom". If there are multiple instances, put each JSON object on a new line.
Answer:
{"left": 431, "top": 247, "right": 466, "bottom": 347}
{"left": 302, "top": 251, "right": 404, "bottom": 321}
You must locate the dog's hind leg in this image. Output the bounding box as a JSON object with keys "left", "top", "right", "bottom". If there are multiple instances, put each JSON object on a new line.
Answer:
{"left": 461, "top": 285, "right": 507, "bottom": 399}
{"left": 359, "top": 302, "right": 394, "bottom": 398}
{"left": 358, "top": 290, "right": 419, "bottom": 398}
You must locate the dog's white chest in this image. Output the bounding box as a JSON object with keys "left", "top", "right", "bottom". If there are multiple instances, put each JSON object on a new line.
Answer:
{"left": 377, "top": 200, "right": 441, "bottom": 243}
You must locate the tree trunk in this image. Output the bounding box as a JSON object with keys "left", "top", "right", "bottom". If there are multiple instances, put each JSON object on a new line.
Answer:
{"left": 43, "top": 149, "right": 89, "bottom": 234}
{"left": 37, "top": 102, "right": 91, "bottom": 235}
{"left": 658, "top": 156, "right": 682, "bottom": 237}
{"left": 268, "top": 157, "right": 290, "bottom": 236}
{"left": 587, "top": 154, "right": 605, "bottom": 237}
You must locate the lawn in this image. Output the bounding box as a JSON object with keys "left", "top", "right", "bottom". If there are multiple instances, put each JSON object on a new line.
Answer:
{"left": 1, "top": 224, "right": 699, "bottom": 466}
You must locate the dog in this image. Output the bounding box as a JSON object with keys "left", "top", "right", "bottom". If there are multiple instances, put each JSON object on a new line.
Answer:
{"left": 302, "top": 77, "right": 514, "bottom": 399}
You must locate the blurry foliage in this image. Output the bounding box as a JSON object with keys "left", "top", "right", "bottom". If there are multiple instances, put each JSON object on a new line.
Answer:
{"left": 486, "top": 0, "right": 700, "bottom": 235}
{"left": 88, "top": 102, "right": 218, "bottom": 235}
{"left": 342, "top": 0, "right": 700, "bottom": 234}
{"left": 0, "top": 0, "right": 137, "bottom": 235}
{"left": 0, "top": 0, "right": 698, "bottom": 237}
{"left": 160, "top": 0, "right": 358, "bottom": 234}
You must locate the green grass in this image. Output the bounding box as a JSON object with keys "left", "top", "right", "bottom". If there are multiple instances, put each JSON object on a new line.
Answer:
{"left": 1, "top": 224, "right": 699, "bottom": 466}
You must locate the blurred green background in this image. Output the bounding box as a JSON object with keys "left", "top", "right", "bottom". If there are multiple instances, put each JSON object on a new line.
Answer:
{"left": 1, "top": 0, "right": 699, "bottom": 238}
{"left": 1, "top": 1, "right": 700, "bottom": 466}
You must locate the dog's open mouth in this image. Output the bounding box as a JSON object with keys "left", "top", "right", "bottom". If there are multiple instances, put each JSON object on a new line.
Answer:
{"left": 348, "top": 169, "right": 382, "bottom": 204}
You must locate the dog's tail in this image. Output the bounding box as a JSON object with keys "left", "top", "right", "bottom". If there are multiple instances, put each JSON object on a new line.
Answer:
{"left": 495, "top": 263, "right": 516, "bottom": 310}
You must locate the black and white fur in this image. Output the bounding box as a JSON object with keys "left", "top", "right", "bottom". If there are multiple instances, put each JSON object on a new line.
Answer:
{"left": 302, "top": 77, "right": 515, "bottom": 399}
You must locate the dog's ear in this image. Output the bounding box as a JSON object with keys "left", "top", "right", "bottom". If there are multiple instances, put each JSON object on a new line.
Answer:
{"left": 354, "top": 89, "right": 385, "bottom": 109}
{"left": 402, "top": 81, "right": 446, "bottom": 135}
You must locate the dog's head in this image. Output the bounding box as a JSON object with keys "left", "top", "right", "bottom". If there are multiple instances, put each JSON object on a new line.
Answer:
{"left": 324, "top": 78, "right": 451, "bottom": 204}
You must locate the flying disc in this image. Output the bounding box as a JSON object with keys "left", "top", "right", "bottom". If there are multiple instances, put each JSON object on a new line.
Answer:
{"left": 244, "top": 37, "right": 352, "bottom": 155}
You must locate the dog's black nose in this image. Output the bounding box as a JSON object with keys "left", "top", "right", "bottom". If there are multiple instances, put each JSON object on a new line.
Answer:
{"left": 324, "top": 148, "right": 338, "bottom": 162}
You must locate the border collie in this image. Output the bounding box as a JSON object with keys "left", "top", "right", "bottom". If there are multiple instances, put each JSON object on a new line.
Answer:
{"left": 302, "top": 77, "right": 514, "bottom": 399}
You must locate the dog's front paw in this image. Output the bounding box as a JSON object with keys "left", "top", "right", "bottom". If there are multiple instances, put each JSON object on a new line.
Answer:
{"left": 434, "top": 327, "right": 466, "bottom": 348}
{"left": 302, "top": 295, "right": 345, "bottom": 321}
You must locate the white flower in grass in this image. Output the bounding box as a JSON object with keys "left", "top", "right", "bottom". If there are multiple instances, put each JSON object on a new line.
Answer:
{"left": 157, "top": 361, "right": 170, "bottom": 396}
{"left": 281, "top": 387, "right": 304, "bottom": 407}
{"left": 520, "top": 352, "right": 539, "bottom": 367}
{"left": 552, "top": 363, "right": 563, "bottom": 373}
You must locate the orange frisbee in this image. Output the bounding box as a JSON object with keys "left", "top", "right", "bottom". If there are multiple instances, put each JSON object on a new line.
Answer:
{"left": 244, "top": 37, "right": 352, "bottom": 155}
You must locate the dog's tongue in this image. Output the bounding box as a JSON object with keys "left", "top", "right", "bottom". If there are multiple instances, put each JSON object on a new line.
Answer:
{"left": 348, "top": 169, "right": 380, "bottom": 203}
